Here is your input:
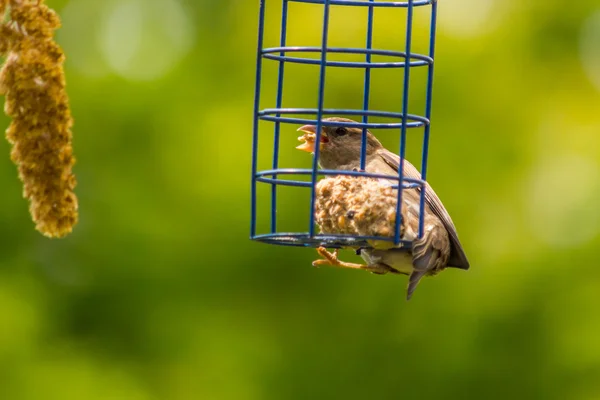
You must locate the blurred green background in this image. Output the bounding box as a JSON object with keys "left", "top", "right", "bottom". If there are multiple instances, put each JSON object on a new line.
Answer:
{"left": 1, "top": 0, "right": 600, "bottom": 399}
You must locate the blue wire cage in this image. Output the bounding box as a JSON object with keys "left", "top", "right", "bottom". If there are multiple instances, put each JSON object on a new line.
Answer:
{"left": 250, "top": 0, "right": 438, "bottom": 249}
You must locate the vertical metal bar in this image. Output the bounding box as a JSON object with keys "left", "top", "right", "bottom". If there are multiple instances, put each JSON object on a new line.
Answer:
{"left": 419, "top": 0, "right": 437, "bottom": 239}
{"left": 271, "top": 0, "right": 289, "bottom": 234}
{"left": 309, "top": 0, "right": 331, "bottom": 238}
{"left": 394, "top": 0, "right": 414, "bottom": 245}
{"left": 360, "top": 0, "right": 375, "bottom": 171}
{"left": 250, "top": 0, "right": 267, "bottom": 238}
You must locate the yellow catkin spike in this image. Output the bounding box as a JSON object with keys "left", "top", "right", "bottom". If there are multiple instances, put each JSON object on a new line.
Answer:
{"left": 0, "top": 0, "right": 78, "bottom": 238}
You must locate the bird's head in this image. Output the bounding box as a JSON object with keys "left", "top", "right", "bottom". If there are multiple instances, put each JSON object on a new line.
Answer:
{"left": 296, "top": 117, "right": 383, "bottom": 169}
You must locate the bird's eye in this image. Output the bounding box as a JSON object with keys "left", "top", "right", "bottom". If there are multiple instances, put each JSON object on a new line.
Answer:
{"left": 335, "top": 127, "right": 347, "bottom": 136}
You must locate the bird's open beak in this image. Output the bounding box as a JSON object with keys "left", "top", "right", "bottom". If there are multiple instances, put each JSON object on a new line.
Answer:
{"left": 296, "top": 125, "right": 329, "bottom": 153}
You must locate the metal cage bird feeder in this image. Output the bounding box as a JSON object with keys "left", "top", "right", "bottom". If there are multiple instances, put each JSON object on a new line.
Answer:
{"left": 250, "top": 0, "right": 438, "bottom": 249}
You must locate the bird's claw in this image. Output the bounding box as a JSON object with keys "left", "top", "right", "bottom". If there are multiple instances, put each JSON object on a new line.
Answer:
{"left": 312, "top": 247, "right": 343, "bottom": 267}
{"left": 311, "top": 246, "right": 393, "bottom": 275}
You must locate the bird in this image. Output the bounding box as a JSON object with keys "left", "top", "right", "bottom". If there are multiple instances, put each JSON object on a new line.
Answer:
{"left": 295, "top": 117, "right": 469, "bottom": 300}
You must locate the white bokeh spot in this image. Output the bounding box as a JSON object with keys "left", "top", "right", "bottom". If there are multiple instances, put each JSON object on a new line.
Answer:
{"left": 580, "top": 10, "right": 600, "bottom": 92}
{"left": 99, "top": 0, "right": 194, "bottom": 81}
{"left": 526, "top": 154, "right": 600, "bottom": 248}
{"left": 439, "top": 0, "right": 500, "bottom": 38}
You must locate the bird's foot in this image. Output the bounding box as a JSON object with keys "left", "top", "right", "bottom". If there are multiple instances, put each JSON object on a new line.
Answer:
{"left": 312, "top": 247, "right": 393, "bottom": 275}
{"left": 312, "top": 247, "right": 359, "bottom": 268}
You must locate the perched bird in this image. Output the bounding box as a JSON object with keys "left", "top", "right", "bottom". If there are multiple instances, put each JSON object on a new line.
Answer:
{"left": 296, "top": 117, "right": 469, "bottom": 300}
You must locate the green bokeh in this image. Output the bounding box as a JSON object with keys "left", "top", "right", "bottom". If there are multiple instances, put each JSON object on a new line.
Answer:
{"left": 1, "top": 1, "right": 600, "bottom": 399}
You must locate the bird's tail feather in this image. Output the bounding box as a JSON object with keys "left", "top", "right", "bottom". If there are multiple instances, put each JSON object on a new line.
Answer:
{"left": 407, "top": 231, "right": 443, "bottom": 300}
{"left": 407, "top": 269, "right": 428, "bottom": 300}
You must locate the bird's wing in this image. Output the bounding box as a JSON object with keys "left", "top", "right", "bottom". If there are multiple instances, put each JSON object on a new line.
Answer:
{"left": 378, "top": 149, "right": 470, "bottom": 270}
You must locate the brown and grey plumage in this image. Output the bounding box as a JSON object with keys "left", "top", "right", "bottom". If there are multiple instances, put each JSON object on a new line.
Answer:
{"left": 296, "top": 117, "right": 469, "bottom": 300}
